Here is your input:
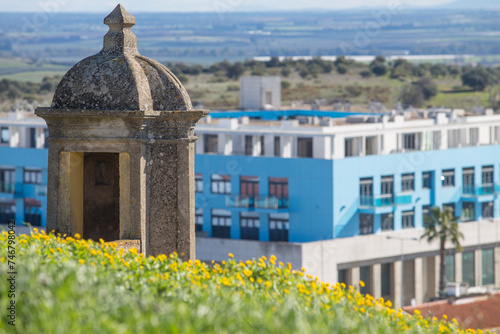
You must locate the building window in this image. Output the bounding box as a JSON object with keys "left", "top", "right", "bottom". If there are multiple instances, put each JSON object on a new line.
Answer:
{"left": 269, "top": 213, "right": 289, "bottom": 242}
{"left": 462, "top": 251, "right": 475, "bottom": 287}
{"left": 401, "top": 173, "right": 414, "bottom": 192}
{"left": 381, "top": 263, "right": 392, "bottom": 299}
{"left": 462, "top": 167, "right": 474, "bottom": 195}
{"left": 195, "top": 174, "right": 203, "bottom": 193}
{"left": 44, "top": 129, "right": 49, "bottom": 149}
{"left": 24, "top": 199, "right": 42, "bottom": 226}
{"left": 482, "top": 166, "right": 494, "bottom": 194}
{"left": 260, "top": 136, "right": 265, "bottom": 156}
{"left": 0, "top": 127, "right": 9, "bottom": 144}
{"left": 211, "top": 209, "right": 231, "bottom": 238}
{"left": 360, "top": 266, "right": 371, "bottom": 295}
{"left": 443, "top": 203, "right": 455, "bottom": 217}
{"left": 482, "top": 248, "right": 495, "bottom": 286}
{"left": 297, "top": 137, "right": 313, "bottom": 158}
{"left": 29, "top": 128, "right": 37, "bottom": 148}
{"left": 24, "top": 169, "right": 42, "bottom": 184}
{"left": 269, "top": 177, "right": 289, "bottom": 208}
{"left": 0, "top": 201, "right": 16, "bottom": 224}
{"left": 240, "top": 176, "right": 259, "bottom": 196}
{"left": 422, "top": 171, "right": 432, "bottom": 189}
{"left": 422, "top": 205, "right": 431, "bottom": 223}
{"left": 338, "top": 269, "right": 348, "bottom": 286}
{"left": 381, "top": 175, "right": 393, "bottom": 205}
{"left": 211, "top": 174, "right": 231, "bottom": 194}
{"left": 441, "top": 169, "right": 455, "bottom": 187}
{"left": 240, "top": 212, "right": 259, "bottom": 240}
{"left": 359, "top": 177, "right": 373, "bottom": 206}
{"left": 195, "top": 208, "right": 203, "bottom": 232}
{"left": 462, "top": 202, "right": 475, "bottom": 221}
{"left": 244, "top": 135, "right": 253, "bottom": 155}
{"left": 0, "top": 169, "right": 15, "bottom": 193}
{"left": 204, "top": 134, "right": 218, "bottom": 154}
{"left": 445, "top": 253, "right": 455, "bottom": 283}
{"left": 345, "top": 137, "right": 361, "bottom": 157}
{"left": 482, "top": 202, "right": 493, "bottom": 219}
{"left": 402, "top": 210, "right": 414, "bottom": 229}
{"left": 365, "top": 136, "right": 377, "bottom": 156}
{"left": 381, "top": 213, "right": 394, "bottom": 231}
{"left": 403, "top": 133, "right": 417, "bottom": 150}
{"left": 432, "top": 131, "right": 441, "bottom": 150}
{"left": 359, "top": 214, "right": 373, "bottom": 235}
{"left": 381, "top": 175, "right": 393, "bottom": 195}
{"left": 274, "top": 136, "right": 280, "bottom": 156}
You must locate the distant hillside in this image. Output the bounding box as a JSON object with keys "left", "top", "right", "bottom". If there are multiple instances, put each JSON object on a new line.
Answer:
{"left": 441, "top": 0, "right": 500, "bottom": 8}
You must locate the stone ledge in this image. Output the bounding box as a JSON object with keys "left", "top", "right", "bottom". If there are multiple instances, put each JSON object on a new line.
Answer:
{"left": 109, "top": 239, "right": 141, "bottom": 252}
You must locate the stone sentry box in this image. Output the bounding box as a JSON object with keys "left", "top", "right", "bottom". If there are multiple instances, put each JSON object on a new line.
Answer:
{"left": 35, "top": 5, "right": 208, "bottom": 260}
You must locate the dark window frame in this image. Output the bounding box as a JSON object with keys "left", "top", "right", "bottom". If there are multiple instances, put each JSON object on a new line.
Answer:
{"left": 359, "top": 213, "right": 374, "bottom": 235}
{"left": 269, "top": 216, "right": 289, "bottom": 242}
{"left": 402, "top": 210, "right": 415, "bottom": 229}
{"left": 211, "top": 174, "right": 231, "bottom": 194}
{"left": 211, "top": 210, "right": 231, "bottom": 238}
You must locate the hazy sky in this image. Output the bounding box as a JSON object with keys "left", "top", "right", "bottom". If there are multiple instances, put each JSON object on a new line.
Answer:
{"left": 0, "top": 0, "right": 457, "bottom": 13}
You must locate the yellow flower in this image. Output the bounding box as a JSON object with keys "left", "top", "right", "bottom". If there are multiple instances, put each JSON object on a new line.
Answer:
{"left": 414, "top": 309, "right": 421, "bottom": 315}
{"left": 74, "top": 233, "right": 81, "bottom": 239}
{"left": 359, "top": 280, "right": 365, "bottom": 288}
{"left": 78, "top": 259, "right": 85, "bottom": 264}
{"left": 228, "top": 253, "right": 234, "bottom": 258}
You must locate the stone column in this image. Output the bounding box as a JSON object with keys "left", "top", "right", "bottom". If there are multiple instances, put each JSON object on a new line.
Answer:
{"left": 414, "top": 257, "right": 424, "bottom": 305}
{"left": 434, "top": 255, "right": 441, "bottom": 296}
{"left": 393, "top": 260, "right": 402, "bottom": 308}
{"left": 495, "top": 247, "right": 500, "bottom": 287}
{"left": 475, "top": 249, "right": 482, "bottom": 286}
{"left": 350, "top": 267, "right": 360, "bottom": 288}
{"left": 371, "top": 263, "right": 382, "bottom": 299}
{"left": 455, "top": 252, "right": 463, "bottom": 283}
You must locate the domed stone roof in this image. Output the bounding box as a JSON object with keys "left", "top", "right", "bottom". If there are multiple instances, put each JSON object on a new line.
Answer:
{"left": 51, "top": 4, "right": 192, "bottom": 111}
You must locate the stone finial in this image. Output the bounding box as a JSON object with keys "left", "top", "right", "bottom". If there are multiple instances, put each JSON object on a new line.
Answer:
{"left": 103, "top": 4, "right": 138, "bottom": 55}
{"left": 50, "top": 4, "right": 193, "bottom": 111}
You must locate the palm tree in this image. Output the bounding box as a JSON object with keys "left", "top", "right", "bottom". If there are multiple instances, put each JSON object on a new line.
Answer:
{"left": 421, "top": 206, "right": 464, "bottom": 297}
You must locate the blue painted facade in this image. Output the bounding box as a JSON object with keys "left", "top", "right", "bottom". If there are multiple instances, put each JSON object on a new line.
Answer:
{"left": 3, "top": 133, "right": 500, "bottom": 243}
{"left": 0, "top": 147, "right": 48, "bottom": 226}
{"left": 195, "top": 145, "right": 500, "bottom": 242}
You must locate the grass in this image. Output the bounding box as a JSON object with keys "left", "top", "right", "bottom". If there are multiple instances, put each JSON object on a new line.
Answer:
{"left": 0, "top": 229, "right": 489, "bottom": 334}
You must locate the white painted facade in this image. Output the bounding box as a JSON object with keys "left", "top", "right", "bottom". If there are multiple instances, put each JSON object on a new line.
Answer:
{"left": 240, "top": 76, "right": 281, "bottom": 110}
{"left": 195, "top": 109, "right": 500, "bottom": 160}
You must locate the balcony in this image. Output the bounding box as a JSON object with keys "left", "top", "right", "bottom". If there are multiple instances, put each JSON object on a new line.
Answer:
{"left": 359, "top": 193, "right": 412, "bottom": 208}
{"left": 226, "top": 195, "right": 289, "bottom": 209}
{"left": 462, "top": 183, "right": 500, "bottom": 197}
{"left": 9, "top": 183, "right": 48, "bottom": 198}
{"left": 0, "top": 183, "right": 15, "bottom": 194}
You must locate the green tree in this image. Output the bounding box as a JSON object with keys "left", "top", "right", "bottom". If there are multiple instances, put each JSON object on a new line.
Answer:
{"left": 421, "top": 206, "right": 464, "bottom": 297}
{"left": 369, "top": 55, "right": 388, "bottom": 76}
{"left": 227, "top": 62, "right": 245, "bottom": 80}
{"left": 461, "top": 65, "right": 497, "bottom": 91}
{"left": 399, "top": 83, "right": 424, "bottom": 108}
{"left": 416, "top": 78, "right": 438, "bottom": 100}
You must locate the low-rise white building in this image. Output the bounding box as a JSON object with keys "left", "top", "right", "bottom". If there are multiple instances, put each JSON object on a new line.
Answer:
{"left": 240, "top": 76, "right": 281, "bottom": 110}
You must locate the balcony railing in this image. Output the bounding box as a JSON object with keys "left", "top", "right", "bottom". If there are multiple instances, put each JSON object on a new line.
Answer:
{"left": 0, "top": 183, "right": 15, "bottom": 194}
{"left": 359, "top": 193, "right": 412, "bottom": 208}
{"left": 462, "top": 183, "right": 500, "bottom": 197}
{"left": 226, "top": 195, "right": 289, "bottom": 209}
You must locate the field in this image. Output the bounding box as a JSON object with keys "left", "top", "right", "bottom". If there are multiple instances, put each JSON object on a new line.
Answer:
{"left": 0, "top": 229, "right": 482, "bottom": 333}
{"left": 1, "top": 9, "right": 500, "bottom": 65}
